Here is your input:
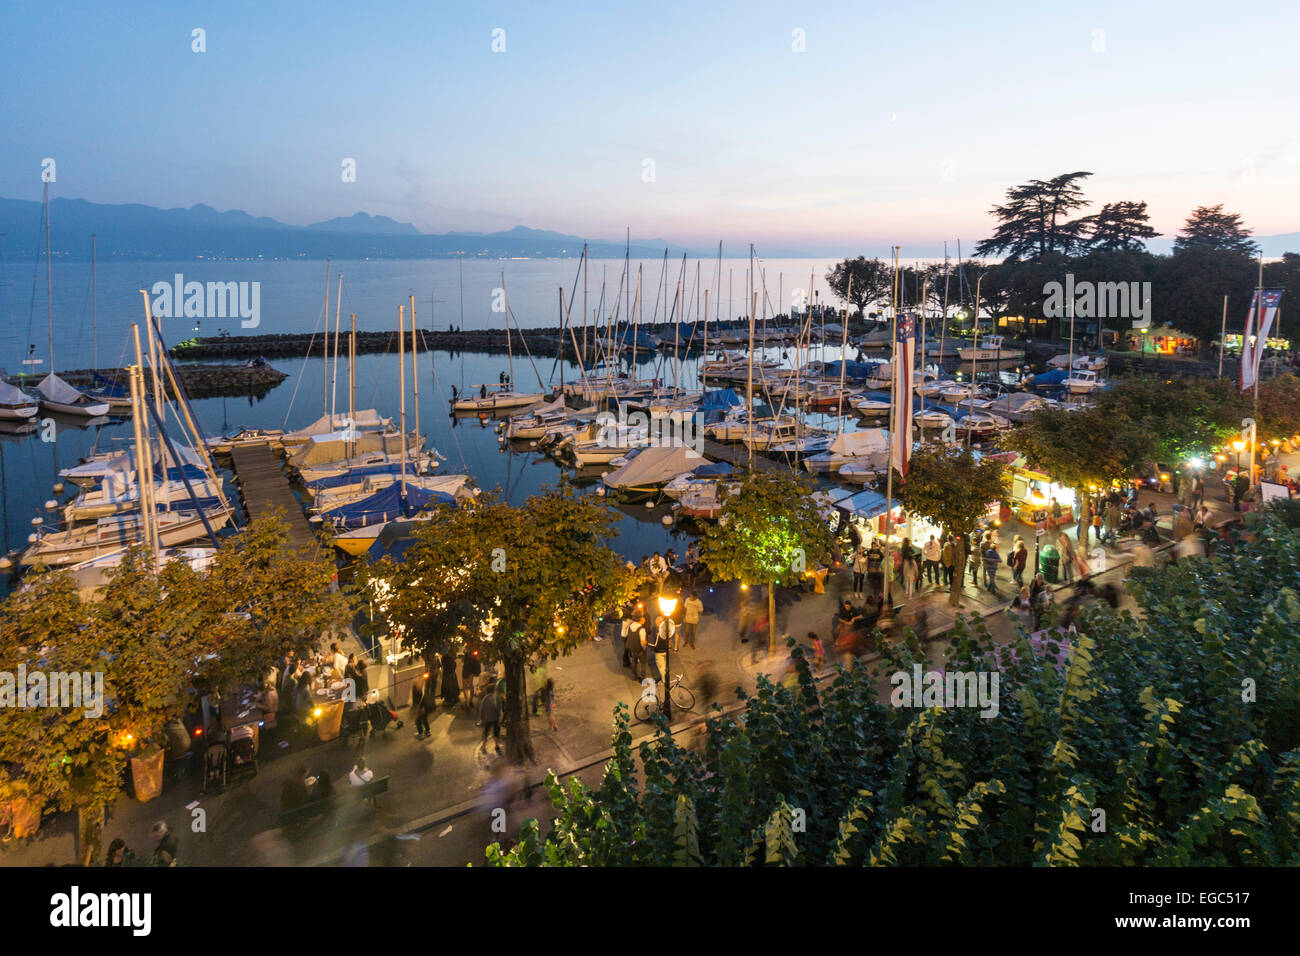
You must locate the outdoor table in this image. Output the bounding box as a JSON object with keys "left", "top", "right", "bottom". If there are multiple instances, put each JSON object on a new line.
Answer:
{"left": 312, "top": 684, "right": 347, "bottom": 741}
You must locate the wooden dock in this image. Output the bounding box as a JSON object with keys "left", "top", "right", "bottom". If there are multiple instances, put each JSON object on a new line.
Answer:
{"left": 229, "top": 445, "right": 320, "bottom": 551}
{"left": 702, "top": 439, "right": 791, "bottom": 475}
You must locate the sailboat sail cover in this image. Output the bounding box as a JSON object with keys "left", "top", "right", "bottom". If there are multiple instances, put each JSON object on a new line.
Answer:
{"left": 37, "top": 374, "right": 87, "bottom": 404}
{"left": 602, "top": 445, "right": 703, "bottom": 490}
{"left": 0, "top": 381, "right": 34, "bottom": 405}
{"left": 323, "top": 482, "right": 454, "bottom": 530}
{"left": 284, "top": 409, "right": 387, "bottom": 441}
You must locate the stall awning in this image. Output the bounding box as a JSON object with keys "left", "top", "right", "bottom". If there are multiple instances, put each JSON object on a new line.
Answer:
{"left": 831, "top": 489, "right": 892, "bottom": 519}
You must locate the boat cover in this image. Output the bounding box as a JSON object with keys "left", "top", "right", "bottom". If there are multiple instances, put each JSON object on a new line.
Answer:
{"left": 602, "top": 445, "right": 704, "bottom": 490}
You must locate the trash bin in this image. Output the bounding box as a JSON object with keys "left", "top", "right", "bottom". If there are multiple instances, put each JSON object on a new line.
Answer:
{"left": 1039, "top": 544, "right": 1060, "bottom": 583}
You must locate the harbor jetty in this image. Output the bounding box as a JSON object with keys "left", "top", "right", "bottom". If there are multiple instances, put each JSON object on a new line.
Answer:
{"left": 9, "top": 362, "right": 288, "bottom": 399}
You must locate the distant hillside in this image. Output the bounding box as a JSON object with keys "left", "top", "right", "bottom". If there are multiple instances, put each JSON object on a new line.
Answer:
{"left": 0, "top": 196, "right": 686, "bottom": 260}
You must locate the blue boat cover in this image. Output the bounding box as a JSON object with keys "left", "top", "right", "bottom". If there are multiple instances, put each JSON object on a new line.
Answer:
{"left": 699, "top": 388, "right": 743, "bottom": 410}
{"left": 324, "top": 483, "right": 455, "bottom": 530}
{"left": 305, "top": 462, "right": 414, "bottom": 492}
{"left": 831, "top": 489, "right": 891, "bottom": 519}
{"left": 819, "top": 360, "right": 884, "bottom": 381}
{"left": 1033, "top": 369, "right": 1069, "bottom": 387}
{"left": 692, "top": 461, "right": 734, "bottom": 477}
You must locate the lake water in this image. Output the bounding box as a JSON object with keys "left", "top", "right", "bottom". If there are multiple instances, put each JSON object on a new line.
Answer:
{"left": 0, "top": 255, "right": 986, "bottom": 592}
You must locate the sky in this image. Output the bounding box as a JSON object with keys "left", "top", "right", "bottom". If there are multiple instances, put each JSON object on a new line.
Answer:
{"left": 2, "top": 0, "right": 1297, "bottom": 252}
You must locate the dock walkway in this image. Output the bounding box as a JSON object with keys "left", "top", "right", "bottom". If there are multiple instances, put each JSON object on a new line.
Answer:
{"left": 229, "top": 444, "right": 319, "bottom": 550}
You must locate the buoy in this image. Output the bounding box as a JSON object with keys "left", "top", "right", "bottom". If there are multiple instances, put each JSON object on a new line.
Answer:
{"left": 28, "top": 533, "right": 38, "bottom": 544}
{"left": 595, "top": 486, "right": 606, "bottom": 497}
{"left": 31, "top": 516, "right": 43, "bottom": 526}
{"left": 644, "top": 500, "right": 654, "bottom": 509}
{"left": 529, "top": 441, "right": 538, "bottom": 448}
{"left": 661, "top": 515, "right": 673, "bottom": 526}
{"left": 52, "top": 482, "right": 64, "bottom": 494}
{"left": 0, "top": 555, "right": 13, "bottom": 571}
{"left": 44, "top": 499, "right": 58, "bottom": 511}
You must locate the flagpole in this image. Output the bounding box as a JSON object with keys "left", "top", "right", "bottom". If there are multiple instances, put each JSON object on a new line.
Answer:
{"left": 884, "top": 246, "right": 900, "bottom": 609}
{"left": 1252, "top": 257, "right": 1263, "bottom": 487}
{"left": 1218, "top": 295, "right": 1228, "bottom": 378}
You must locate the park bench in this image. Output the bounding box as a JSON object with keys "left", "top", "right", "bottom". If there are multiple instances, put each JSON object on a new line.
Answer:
{"left": 278, "top": 775, "right": 389, "bottom": 830}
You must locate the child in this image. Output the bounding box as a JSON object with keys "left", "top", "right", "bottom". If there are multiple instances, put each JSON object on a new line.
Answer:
{"left": 808, "top": 631, "right": 825, "bottom": 671}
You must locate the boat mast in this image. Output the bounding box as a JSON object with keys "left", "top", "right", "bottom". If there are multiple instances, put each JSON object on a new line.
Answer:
{"left": 838, "top": 275, "right": 852, "bottom": 436}
{"left": 501, "top": 272, "right": 515, "bottom": 390}
{"left": 746, "top": 290, "right": 757, "bottom": 471}
{"left": 44, "top": 182, "right": 54, "bottom": 376}
{"left": 633, "top": 265, "right": 642, "bottom": 372}
{"left": 330, "top": 274, "right": 343, "bottom": 426}
{"left": 918, "top": 279, "right": 928, "bottom": 447}
{"left": 322, "top": 259, "right": 331, "bottom": 417}
{"left": 967, "top": 276, "right": 983, "bottom": 450}
{"left": 702, "top": 289, "right": 709, "bottom": 392}
{"left": 398, "top": 304, "right": 407, "bottom": 495}
{"left": 349, "top": 312, "right": 357, "bottom": 460}
{"left": 409, "top": 295, "right": 421, "bottom": 453}
{"left": 90, "top": 234, "right": 97, "bottom": 372}
{"left": 940, "top": 242, "right": 951, "bottom": 365}
{"left": 581, "top": 244, "right": 588, "bottom": 364}
{"left": 884, "top": 247, "right": 899, "bottom": 607}
{"left": 131, "top": 323, "right": 160, "bottom": 561}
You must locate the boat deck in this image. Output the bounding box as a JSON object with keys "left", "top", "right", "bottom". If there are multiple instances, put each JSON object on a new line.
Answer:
{"left": 229, "top": 444, "right": 319, "bottom": 551}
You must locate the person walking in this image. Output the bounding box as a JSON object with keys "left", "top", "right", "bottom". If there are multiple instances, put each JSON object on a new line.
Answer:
{"left": 922, "top": 535, "right": 942, "bottom": 587}
{"left": 940, "top": 536, "right": 954, "bottom": 587}
{"left": 1058, "top": 533, "right": 1076, "bottom": 584}
{"left": 851, "top": 545, "right": 868, "bottom": 596}
{"left": 1011, "top": 539, "right": 1028, "bottom": 587}
{"left": 460, "top": 651, "right": 482, "bottom": 712}
{"left": 968, "top": 530, "right": 983, "bottom": 585}
{"left": 410, "top": 674, "right": 434, "bottom": 739}
{"left": 682, "top": 591, "right": 704, "bottom": 649}
{"left": 866, "top": 539, "right": 885, "bottom": 597}
{"left": 900, "top": 538, "right": 919, "bottom": 599}
{"left": 539, "top": 679, "right": 557, "bottom": 731}
{"left": 1105, "top": 499, "right": 1122, "bottom": 544}
{"left": 982, "top": 542, "right": 1002, "bottom": 596}
{"left": 478, "top": 686, "right": 502, "bottom": 754}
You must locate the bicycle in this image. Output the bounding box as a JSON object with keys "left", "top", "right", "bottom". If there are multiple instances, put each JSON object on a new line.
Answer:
{"left": 634, "top": 673, "right": 695, "bottom": 722}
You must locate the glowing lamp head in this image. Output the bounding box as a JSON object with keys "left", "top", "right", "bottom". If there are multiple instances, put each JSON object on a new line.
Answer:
{"left": 657, "top": 593, "right": 678, "bottom": 617}
{"left": 313, "top": 707, "right": 323, "bottom": 718}
{"left": 1232, "top": 440, "right": 1245, "bottom": 452}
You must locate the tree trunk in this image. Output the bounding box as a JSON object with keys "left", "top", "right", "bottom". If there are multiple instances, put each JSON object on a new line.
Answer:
{"left": 77, "top": 803, "right": 104, "bottom": 866}
{"left": 501, "top": 650, "right": 534, "bottom": 765}
{"left": 950, "top": 537, "right": 966, "bottom": 607}
{"left": 767, "top": 580, "right": 777, "bottom": 655}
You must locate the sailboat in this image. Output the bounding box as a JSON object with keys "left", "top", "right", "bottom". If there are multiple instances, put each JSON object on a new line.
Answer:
{"left": 0, "top": 379, "right": 39, "bottom": 421}
{"left": 33, "top": 184, "right": 109, "bottom": 418}
{"left": 451, "top": 273, "right": 544, "bottom": 411}
{"left": 85, "top": 237, "right": 132, "bottom": 411}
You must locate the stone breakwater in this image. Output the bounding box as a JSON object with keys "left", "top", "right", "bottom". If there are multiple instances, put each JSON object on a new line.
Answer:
{"left": 12, "top": 363, "right": 288, "bottom": 399}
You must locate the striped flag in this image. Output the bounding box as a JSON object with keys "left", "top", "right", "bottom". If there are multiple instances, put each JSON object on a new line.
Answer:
{"left": 1241, "top": 290, "right": 1284, "bottom": 391}
{"left": 891, "top": 311, "right": 917, "bottom": 476}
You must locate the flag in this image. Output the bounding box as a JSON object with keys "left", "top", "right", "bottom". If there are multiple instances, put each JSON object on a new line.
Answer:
{"left": 890, "top": 311, "right": 917, "bottom": 477}
{"left": 1241, "top": 290, "right": 1284, "bottom": 391}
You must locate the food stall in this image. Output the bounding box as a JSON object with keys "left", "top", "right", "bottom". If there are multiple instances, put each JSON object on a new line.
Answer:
{"left": 1006, "top": 460, "right": 1075, "bottom": 527}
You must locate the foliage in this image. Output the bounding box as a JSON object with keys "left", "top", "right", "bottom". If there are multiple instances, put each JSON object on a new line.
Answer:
{"left": 0, "top": 515, "right": 349, "bottom": 860}
{"left": 1080, "top": 200, "right": 1159, "bottom": 252}
{"left": 1255, "top": 374, "right": 1300, "bottom": 442}
{"left": 486, "top": 516, "right": 1300, "bottom": 866}
{"left": 1092, "top": 377, "right": 1247, "bottom": 465}
{"left": 825, "top": 257, "right": 892, "bottom": 316}
{"left": 974, "top": 171, "right": 1094, "bottom": 261}
{"left": 1174, "top": 204, "right": 1258, "bottom": 256}
{"left": 1000, "top": 404, "right": 1148, "bottom": 492}
{"left": 360, "top": 484, "right": 637, "bottom": 763}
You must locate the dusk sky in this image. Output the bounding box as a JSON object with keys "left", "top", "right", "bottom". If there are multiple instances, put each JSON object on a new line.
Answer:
{"left": 2, "top": 0, "right": 1297, "bottom": 251}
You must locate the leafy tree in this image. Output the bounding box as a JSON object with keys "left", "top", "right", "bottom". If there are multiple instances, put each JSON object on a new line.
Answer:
{"left": 486, "top": 515, "right": 1300, "bottom": 866}
{"left": 974, "top": 172, "right": 1093, "bottom": 261}
{"left": 999, "top": 405, "right": 1148, "bottom": 501}
{"left": 1080, "top": 200, "right": 1159, "bottom": 252}
{"left": 825, "top": 257, "right": 892, "bottom": 317}
{"left": 1093, "top": 377, "right": 1246, "bottom": 465}
{"left": 697, "top": 471, "right": 835, "bottom": 653}
{"left": 1155, "top": 243, "right": 1257, "bottom": 349}
{"left": 1174, "top": 204, "right": 1258, "bottom": 256}
{"left": 1263, "top": 252, "right": 1300, "bottom": 312}
{"left": 187, "top": 515, "right": 352, "bottom": 692}
{"left": 361, "top": 485, "right": 637, "bottom": 764}
{"left": 899, "top": 446, "right": 1010, "bottom": 606}
{"left": 1256, "top": 374, "right": 1300, "bottom": 441}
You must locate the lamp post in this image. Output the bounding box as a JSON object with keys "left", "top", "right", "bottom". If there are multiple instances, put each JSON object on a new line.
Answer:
{"left": 656, "top": 590, "right": 678, "bottom": 718}
{"left": 1232, "top": 439, "right": 1244, "bottom": 474}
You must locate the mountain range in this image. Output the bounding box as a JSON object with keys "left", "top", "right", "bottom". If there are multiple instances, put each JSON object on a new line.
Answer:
{"left": 0, "top": 196, "right": 1295, "bottom": 261}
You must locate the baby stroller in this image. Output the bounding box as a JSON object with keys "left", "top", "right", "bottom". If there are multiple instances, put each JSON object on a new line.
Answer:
{"left": 340, "top": 700, "right": 371, "bottom": 746}
{"left": 364, "top": 693, "right": 403, "bottom": 738}
{"left": 227, "top": 724, "right": 259, "bottom": 781}
{"left": 201, "top": 736, "right": 228, "bottom": 795}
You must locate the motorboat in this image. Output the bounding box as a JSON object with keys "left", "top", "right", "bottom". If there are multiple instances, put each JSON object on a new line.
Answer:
{"left": 312, "top": 473, "right": 474, "bottom": 513}
{"left": 802, "top": 429, "right": 889, "bottom": 474}
{"left": 62, "top": 475, "right": 226, "bottom": 522}
{"left": 955, "top": 411, "right": 1012, "bottom": 438}
{"left": 601, "top": 445, "right": 705, "bottom": 496}
{"left": 205, "top": 427, "right": 286, "bottom": 454}
{"left": 451, "top": 386, "right": 545, "bottom": 412}
{"left": 1063, "top": 369, "right": 1106, "bottom": 395}
{"left": 915, "top": 408, "right": 954, "bottom": 430}
{"left": 956, "top": 335, "right": 1025, "bottom": 362}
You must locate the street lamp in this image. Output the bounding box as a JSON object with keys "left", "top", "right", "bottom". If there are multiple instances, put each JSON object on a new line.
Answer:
{"left": 656, "top": 590, "right": 678, "bottom": 718}
{"left": 1232, "top": 439, "right": 1245, "bottom": 473}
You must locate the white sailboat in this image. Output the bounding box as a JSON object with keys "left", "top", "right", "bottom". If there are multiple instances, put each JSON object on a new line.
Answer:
{"left": 956, "top": 334, "right": 1024, "bottom": 362}
{"left": 0, "top": 380, "right": 38, "bottom": 421}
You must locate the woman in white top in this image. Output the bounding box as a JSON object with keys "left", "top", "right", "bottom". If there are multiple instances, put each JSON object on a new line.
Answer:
{"left": 349, "top": 758, "right": 374, "bottom": 786}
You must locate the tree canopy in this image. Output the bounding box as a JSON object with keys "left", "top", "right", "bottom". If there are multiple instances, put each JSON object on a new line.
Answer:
{"left": 486, "top": 515, "right": 1300, "bottom": 866}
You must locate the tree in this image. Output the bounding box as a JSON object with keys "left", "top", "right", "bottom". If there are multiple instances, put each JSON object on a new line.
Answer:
{"left": 1263, "top": 252, "right": 1300, "bottom": 311}
{"left": 974, "top": 172, "right": 1093, "bottom": 261}
{"left": 1080, "top": 200, "right": 1159, "bottom": 252}
{"left": 899, "top": 446, "right": 1010, "bottom": 606}
{"left": 825, "top": 257, "right": 892, "bottom": 317}
{"left": 361, "top": 486, "right": 637, "bottom": 764}
{"left": 0, "top": 516, "right": 352, "bottom": 862}
{"left": 1093, "top": 377, "right": 1246, "bottom": 466}
{"left": 486, "top": 514, "right": 1300, "bottom": 866}
{"left": 187, "top": 514, "right": 352, "bottom": 692}
{"left": 1256, "top": 374, "right": 1300, "bottom": 441}
{"left": 697, "top": 471, "right": 834, "bottom": 653}
{"left": 1000, "top": 405, "right": 1148, "bottom": 502}
{"left": 1174, "top": 204, "right": 1258, "bottom": 256}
